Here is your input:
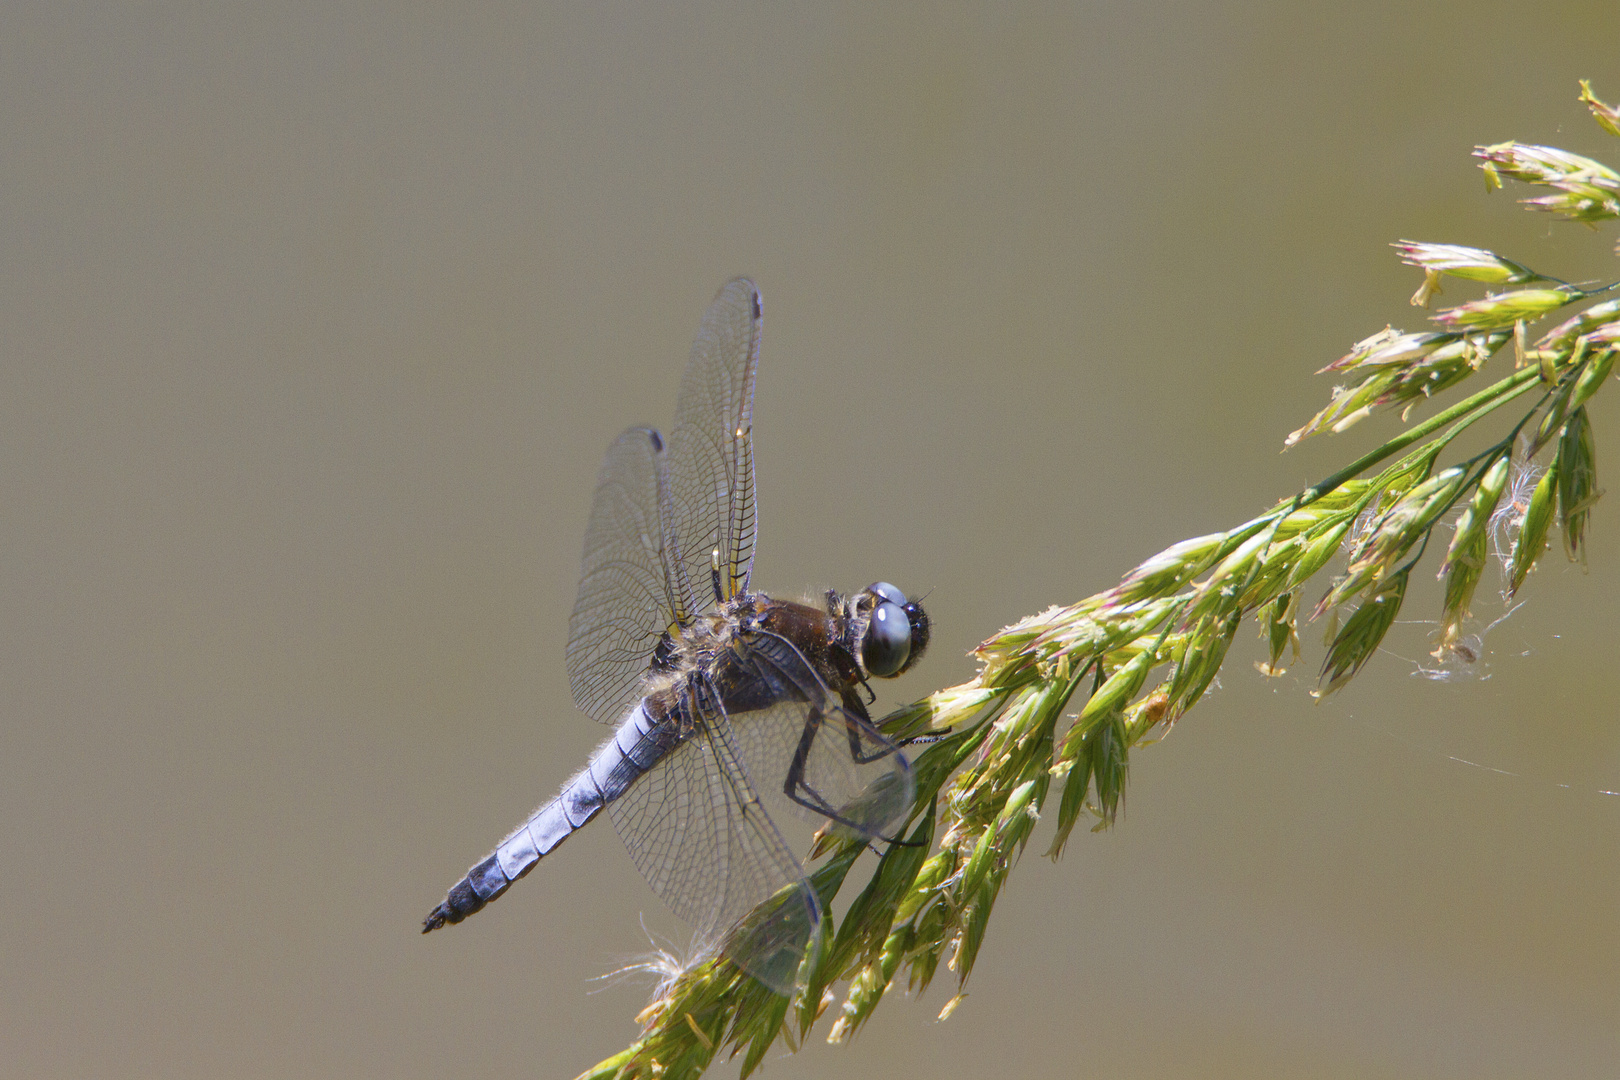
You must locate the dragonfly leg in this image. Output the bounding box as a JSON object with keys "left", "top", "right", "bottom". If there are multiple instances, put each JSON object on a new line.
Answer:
{"left": 835, "top": 697, "right": 902, "bottom": 766}
{"left": 781, "top": 706, "right": 912, "bottom": 837}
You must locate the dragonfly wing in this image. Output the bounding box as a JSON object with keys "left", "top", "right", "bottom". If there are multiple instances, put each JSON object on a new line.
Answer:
{"left": 729, "top": 631, "right": 915, "bottom": 841}
{"left": 666, "top": 278, "right": 761, "bottom": 610}
{"left": 607, "top": 686, "right": 819, "bottom": 994}
{"left": 566, "top": 427, "right": 685, "bottom": 725}
{"left": 607, "top": 637, "right": 915, "bottom": 992}
{"left": 568, "top": 278, "right": 761, "bottom": 723}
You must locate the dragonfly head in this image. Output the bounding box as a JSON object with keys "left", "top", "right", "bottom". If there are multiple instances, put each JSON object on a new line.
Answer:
{"left": 856, "top": 582, "right": 930, "bottom": 678}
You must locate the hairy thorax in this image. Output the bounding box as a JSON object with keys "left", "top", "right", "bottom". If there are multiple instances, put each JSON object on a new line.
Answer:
{"left": 640, "top": 592, "right": 862, "bottom": 728}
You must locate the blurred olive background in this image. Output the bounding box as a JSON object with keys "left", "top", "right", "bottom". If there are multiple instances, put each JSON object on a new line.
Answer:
{"left": 3, "top": 4, "right": 1617, "bottom": 1078}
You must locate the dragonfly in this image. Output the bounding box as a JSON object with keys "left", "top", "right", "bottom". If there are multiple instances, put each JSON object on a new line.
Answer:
{"left": 422, "top": 278, "right": 929, "bottom": 992}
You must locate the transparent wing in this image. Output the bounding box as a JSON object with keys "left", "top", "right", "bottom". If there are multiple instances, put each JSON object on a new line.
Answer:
{"left": 566, "top": 428, "right": 684, "bottom": 725}
{"left": 567, "top": 279, "right": 761, "bottom": 724}
{"left": 607, "top": 695, "right": 819, "bottom": 994}
{"left": 607, "top": 641, "right": 913, "bottom": 992}
{"left": 729, "top": 632, "right": 915, "bottom": 841}
{"left": 666, "top": 278, "right": 761, "bottom": 612}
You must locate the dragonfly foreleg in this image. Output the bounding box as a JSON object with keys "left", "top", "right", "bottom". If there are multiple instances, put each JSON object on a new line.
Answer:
{"left": 834, "top": 695, "right": 902, "bottom": 766}
{"left": 780, "top": 706, "right": 911, "bottom": 838}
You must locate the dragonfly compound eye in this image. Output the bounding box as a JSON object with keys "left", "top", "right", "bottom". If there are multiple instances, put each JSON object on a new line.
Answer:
{"left": 861, "top": 600, "right": 912, "bottom": 678}
{"left": 866, "top": 581, "right": 908, "bottom": 609}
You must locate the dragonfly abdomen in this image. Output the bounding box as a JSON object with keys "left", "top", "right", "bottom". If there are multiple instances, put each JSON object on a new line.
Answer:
{"left": 422, "top": 702, "right": 677, "bottom": 932}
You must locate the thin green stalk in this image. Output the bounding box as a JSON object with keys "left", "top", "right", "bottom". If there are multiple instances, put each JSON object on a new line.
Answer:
{"left": 1299, "top": 364, "right": 1541, "bottom": 507}
{"left": 575, "top": 81, "right": 1620, "bottom": 1080}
